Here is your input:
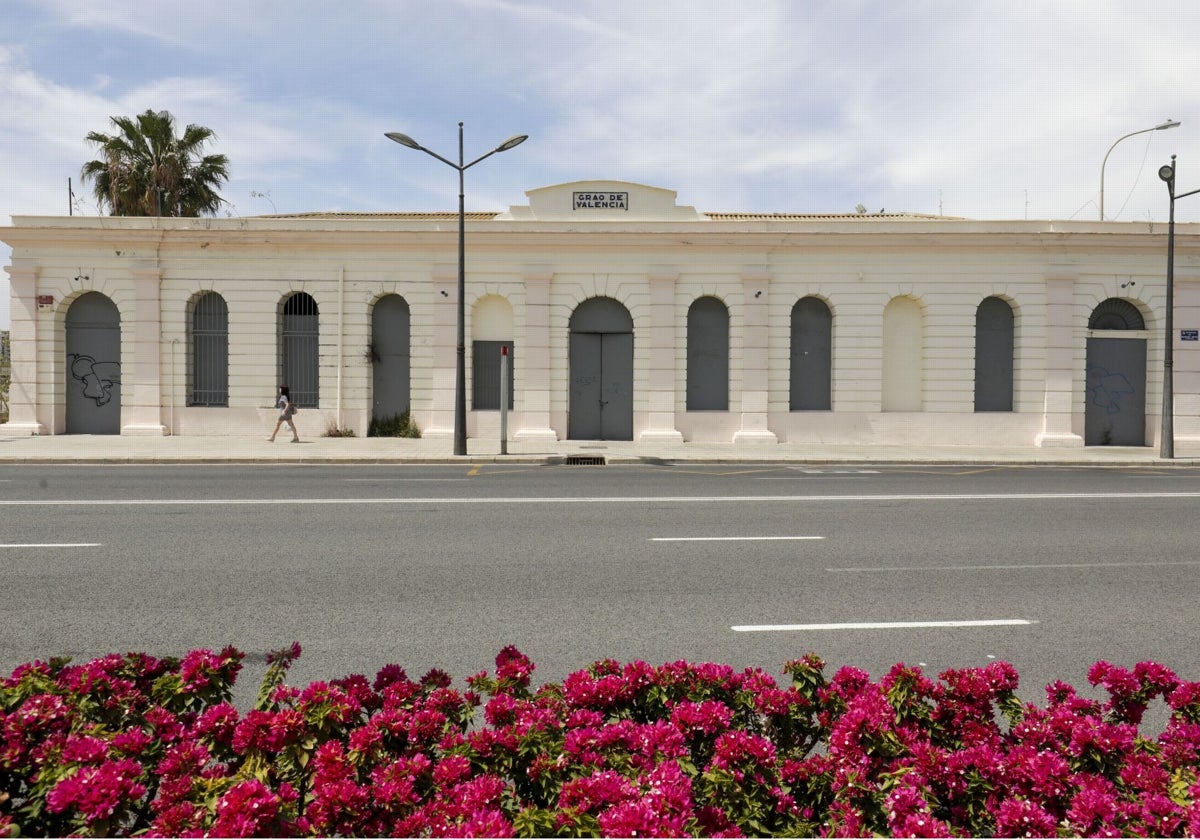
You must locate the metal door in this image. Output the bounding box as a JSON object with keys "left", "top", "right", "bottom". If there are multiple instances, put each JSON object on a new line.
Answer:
{"left": 65, "top": 292, "right": 121, "bottom": 434}
{"left": 569, "top": 332, "right": 633, "bottom": 440}
{"left": 371, "top": 294, "right": 410, "bottom": 420}
{"left": 1085, "top": 337, "right": 1146, "bottom": 445}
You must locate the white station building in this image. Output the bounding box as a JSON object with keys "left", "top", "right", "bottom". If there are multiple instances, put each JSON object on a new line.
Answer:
{"left": 2, "top": 180, "right": 1198, "bottom": 448}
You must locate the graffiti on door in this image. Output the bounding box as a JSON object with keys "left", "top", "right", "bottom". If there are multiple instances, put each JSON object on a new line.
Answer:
{"left": 68, "top": 354, "right": 121, "bottom": 406}
{"left": 1086, "top": 364, "right": 1134, "bottom": 415}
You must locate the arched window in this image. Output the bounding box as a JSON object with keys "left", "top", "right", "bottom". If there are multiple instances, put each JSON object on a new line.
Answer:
{"left": 687, "top": 296, "right": 729, "bottom": 410}
{"left": 281, "top": 292, "right": 319, "bottom": 407}
{"left": 974, "top": 296, "right": 1014, "bottom": 412}
{"left": 882, "top": 296, "right": 923, "bottom": 411}
{"left": 790, "top": 297, "right": 832, "bottom": 410}
{"left": 189, "top": 292, "right": 228, "bottom": 406}
{"left": 1089, "top": 298, "right": 1145, "bottom": 330}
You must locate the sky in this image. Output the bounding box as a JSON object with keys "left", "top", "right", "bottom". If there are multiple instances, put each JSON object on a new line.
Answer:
{"left": 3, "top": 0, "right": 1200, "bottom": 331}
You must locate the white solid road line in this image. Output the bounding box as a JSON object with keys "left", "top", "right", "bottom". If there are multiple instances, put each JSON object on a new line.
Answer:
{"left": 731, "top": 619, "right": 1036, "bottom": 632}
{"left": 3, "top": 490, "right": 1200, "bottom": 506}
{"left": 0, "top": 543, "right": 101, "bottom": 548}
{"left": 828, "top": 560, "right": 1200, "bottom": 572}
{"left": 651, "top": 536, "right": 825, "bottom": 542}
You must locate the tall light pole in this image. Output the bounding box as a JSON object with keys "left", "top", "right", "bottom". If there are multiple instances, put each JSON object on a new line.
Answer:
{"left": 1157, "top": 156, "right": 1200, "bottom": 458}
{"left": 1100, "top": 119, "right": 1180, "bottom": 220}
{"left": 386, "top": 124, "right": 528, "bottom": 456}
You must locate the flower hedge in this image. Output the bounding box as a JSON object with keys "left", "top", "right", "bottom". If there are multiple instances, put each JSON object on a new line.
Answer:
{"left": 2, "top": 644, "right": 1200, "bottom": 837}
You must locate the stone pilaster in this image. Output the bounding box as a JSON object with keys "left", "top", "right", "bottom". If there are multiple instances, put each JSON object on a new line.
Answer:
{"left": 514, "top": 269, "right": 558, "bottom": 442}
{"left": 733, "top": 269, "right": 778, "bottom": 444}
{"left": 422, "top": 265, "right": 458, "bottom": 439}
{"left": 2, "top": 267, "right": 48, "bottom": 434}
{"left": 121, "top": 266, "right": 168, "bottom": 434}
{"left": 1036, "top": 275, "right": 1084, "bottom": 447}
{"left": 639, "top": 269, "right": 684, "bottom": 443}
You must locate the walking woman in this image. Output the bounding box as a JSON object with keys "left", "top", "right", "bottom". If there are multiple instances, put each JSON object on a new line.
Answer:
{"left": 268, "top": 384, "right": 300, "bottom": 442}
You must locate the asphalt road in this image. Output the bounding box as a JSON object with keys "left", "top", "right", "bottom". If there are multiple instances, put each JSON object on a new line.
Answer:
{"left": 2, "top": 462, "right": 1199, "bottom": 715}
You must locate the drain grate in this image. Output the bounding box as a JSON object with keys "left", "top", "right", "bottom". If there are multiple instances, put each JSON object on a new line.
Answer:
{"left": 564, "top": 455, "right": 607, "bottom": 466}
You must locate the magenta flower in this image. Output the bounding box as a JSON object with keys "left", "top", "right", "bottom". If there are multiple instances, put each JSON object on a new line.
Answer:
{"left": 495, "top": 645, "right": 535, "bottom": 689}
{"left": 671, "top": 699, "right": 734, "bottom": 737}
{"left": 45, "top": 758, "right": 147, "bottom": 824}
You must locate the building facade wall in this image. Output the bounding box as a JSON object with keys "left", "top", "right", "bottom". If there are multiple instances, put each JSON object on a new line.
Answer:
{"left": 3, "top": 182, "right": 1198, "bottom": 447}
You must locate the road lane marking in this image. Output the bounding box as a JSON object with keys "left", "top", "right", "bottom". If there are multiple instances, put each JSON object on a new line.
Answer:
{"left": 2, "top": 491, "right": 1200, "bottom": 506}
{"left": 0, "top": 543, "right": 101, "bottom": 548}
{"left": 343, "top": 478, "right": 469, "bottom": 482}
{"left": 829, "top": 560, "right": 1200, "bottom": 572}
{"left": 651, "top": 536, "right": 824, "bottom": 542}
{"left": 732, "top": 619, "right": 1036, "bottom": 632}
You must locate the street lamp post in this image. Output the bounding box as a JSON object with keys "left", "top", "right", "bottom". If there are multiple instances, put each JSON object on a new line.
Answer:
{"left": 1157, "top": 156, "right": 1200, "bottom": 458}
{"left": 1100, "top": 119, "right": 1180, "bottom": 220}
{"left": 386, "top": 123, "right": 528, "bottom": 456}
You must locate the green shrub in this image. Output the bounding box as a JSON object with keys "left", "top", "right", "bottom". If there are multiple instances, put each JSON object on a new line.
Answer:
{"left": 368, "top": 411, "right": 420, "bottom": 438}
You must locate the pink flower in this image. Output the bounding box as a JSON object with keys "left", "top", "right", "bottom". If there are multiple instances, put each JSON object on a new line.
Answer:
{"left": 433, "top": 754, "right": 473, "bottom": 787}
{"left": 560, "top": 770, "right": 638, "bottom": 812}
{"left": 374, "top": 662, "right": 408, "bottom": 691}
{"left": 671, "top": 699, "right": 733, "bottom": 737}
{"left": 61, "top": 734, "right": 110, "bottom": 764}
{"left": 46, "top": 758, "right": 147, "bottom": 824}
{"left": 209, "top": 778, "right": 297, "bottom": 838}
{"left": 495, "top": 645, "right": 535, "bottom": 688}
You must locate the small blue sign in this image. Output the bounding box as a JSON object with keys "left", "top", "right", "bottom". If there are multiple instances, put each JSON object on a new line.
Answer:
{"left": 1182, "top": 329, "right": 1199, "bottom": 341}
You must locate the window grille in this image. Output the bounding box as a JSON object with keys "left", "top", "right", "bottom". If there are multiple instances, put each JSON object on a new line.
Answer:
{"left": 472, "top": 340, "right": 514, "bottom": 410}
{"left": 190, "top": 292, "right": 228, "bottom": 406}
{"left": 281, "top": 293, "right": 319, "bottom": 407}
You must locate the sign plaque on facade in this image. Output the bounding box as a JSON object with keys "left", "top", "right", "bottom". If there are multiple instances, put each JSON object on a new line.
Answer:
{"left": 1182, "top": 329, "right": 1199, "bottom": 341}
{"left": 573, "top": 191, "right": 628, "bottom": 211}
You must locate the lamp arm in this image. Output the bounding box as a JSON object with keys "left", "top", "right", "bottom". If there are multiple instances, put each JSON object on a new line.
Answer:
{"left": 414, "top": 145, "right": 460, "bottom": 170}
{"left": 462, "top": 147, "right": 501, "bottom": 172}
{"left": 1175, "top": 186, "right": 1200, "bottom": 201}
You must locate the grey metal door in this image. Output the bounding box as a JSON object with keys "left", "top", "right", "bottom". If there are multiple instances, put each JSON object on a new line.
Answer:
{"left": 371, "top": 294, "right": 410, "bottom": 420}
{"left": 65, "top": 292, "right": 121, "bottom": 434}
{"left": 1085, "top": 337, "right": 1146, "bottom": 445}
{"left": 569, "top": 332, "right": 633, "bottom": 440}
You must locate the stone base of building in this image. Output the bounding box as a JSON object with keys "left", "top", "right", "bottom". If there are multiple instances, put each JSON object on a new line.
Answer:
{"left": 122, "top": 424, "right": 170, "bottom": 436}
{"left": 1035, "top": 432, "right": 1084, "bottom": 448}
{"left": 638, "top": 429, "right": 685, "bottom": 444}
{"left": 514, "top": 428, "right": 559, "bottom": 443}
{"left": 732, "top": 429, "right": 779, "bottom": 445}
{"left": 0, "top": 422, "right": 48, "bottom": 436}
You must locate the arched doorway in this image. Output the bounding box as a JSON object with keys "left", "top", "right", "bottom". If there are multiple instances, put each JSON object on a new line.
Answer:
{"left": 65, "top": 292, "right": 121, "bottom": 434}
{"left": 371, "top": 294, "right": 410, "bottom": 422}
{"left": 569, "top": 297, "right": 633, "bottom": 440}
{"left": 1085, "top": 298, "right": 1146, "bottom": 446}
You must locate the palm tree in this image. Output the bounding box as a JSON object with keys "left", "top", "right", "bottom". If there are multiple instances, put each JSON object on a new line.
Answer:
{"left": 80, "top": 110, "right": 230, "bottom": 217}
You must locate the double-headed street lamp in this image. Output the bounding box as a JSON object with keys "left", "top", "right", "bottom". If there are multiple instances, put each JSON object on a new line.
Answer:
{"left": 1157, "top": 156, "right": 1200, "bottom": 458}
{"left": 386, "top": 123, "right": 528, "bottom": 456}
{"left": 1100, "top": 119, "right": 1180, "bottom": 220}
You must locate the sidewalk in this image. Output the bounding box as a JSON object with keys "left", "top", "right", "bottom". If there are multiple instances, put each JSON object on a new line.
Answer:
{"left": 2, "top": 431, "right": 1200, "bottom": 465}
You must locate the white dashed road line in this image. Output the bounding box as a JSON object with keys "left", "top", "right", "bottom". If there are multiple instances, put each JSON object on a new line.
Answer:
{"left": 651, "top": 536, "right": 824, "bottom": 542}
{"left": 0, "top": 543, "right": 101, "bottom": 548}
{"left": 731, "top": 619, "right": 1036, "bottom": 632}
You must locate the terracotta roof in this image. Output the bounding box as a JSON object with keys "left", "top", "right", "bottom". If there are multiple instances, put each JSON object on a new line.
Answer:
{"left": 253, "top": 211, "right": 497, "bottom": 220}
{"left": 251, "top": 210, "right": 959, "bottom": 222}
{"left": 703, "top": 212, "right": 958, "bottom": 221}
